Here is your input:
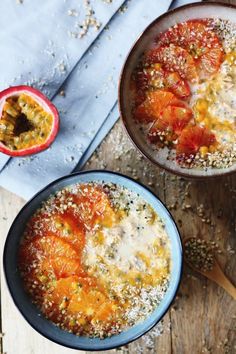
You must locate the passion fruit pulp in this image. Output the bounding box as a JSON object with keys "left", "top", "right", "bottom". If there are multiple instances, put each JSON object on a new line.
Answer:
{"left": 0, "top": 86, "right": 59, "bottom": 156}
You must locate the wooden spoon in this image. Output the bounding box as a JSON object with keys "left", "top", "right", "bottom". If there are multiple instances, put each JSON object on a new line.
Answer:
{"left": 184, "top": 238, "right": 236, "bottom": 300}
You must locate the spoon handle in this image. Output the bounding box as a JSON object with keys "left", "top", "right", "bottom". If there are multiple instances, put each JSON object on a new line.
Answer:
{"left": 211, "top": 264, "right": 236, "bottom": 300}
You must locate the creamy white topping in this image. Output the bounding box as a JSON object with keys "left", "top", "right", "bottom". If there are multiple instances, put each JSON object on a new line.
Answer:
{"left": 82, "top": 184, "right": 171, "bottom": 294}
{"left": 84, "top": 206, "right": 169, "bottom": 274}
{"left": 190, "top": 57, "right": 236, "bottom": 146}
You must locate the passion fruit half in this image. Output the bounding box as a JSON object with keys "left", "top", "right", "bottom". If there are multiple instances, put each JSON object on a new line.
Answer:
{"left": 0, "top": 85, "right": 59, "bottom": 156}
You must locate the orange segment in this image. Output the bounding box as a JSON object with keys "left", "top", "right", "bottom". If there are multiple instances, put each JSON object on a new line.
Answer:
{"left": 24, "top": 211, "right": 50, "bottom": 239}
{"left": 137, "top": 65, "right": 165, "bottom": 91}
{"left": 146, "top": 44, "right": 198, "bottom": 83}
{"left": 158, "top": 20, "right": 223, "bottom": 76}
{"left": 50, "top": 213, "right": 85, "bottom": 254}
{"left": 43, "top": 276, "right": 79, "bottom": 321}
{"left": 162, "top": 106, "right": 193, "bottom": 135}
{"left": 159, "top": 19, "right": 216, "bottom": 49}
{"left": 135, "top": 90, "right": 177, "bottom": 122}
{"left": 176, "top": 125, "right": 216, "bottom": 156}
{"left": 50, "top": 276, "right": 92, "bottom": 304}
{"left": 148, "top": 119, "right": 169, "bottom": 144}
{"left": 136, "top": 66, "right": 190, "bottom": 99}
{"left": 43, "top": 276, "right": 96, "bottom": 321}
{"left": 71, "top": 185, "right": 116, "bottom": 228}
{"left": 68, "top": 289, "right": 106, "bottom": 315}
{"left": 32, "top": 234, "right": 78, "bottom": 259}
{"left": 18, "top": 235, "right": 79, "bottom": 273}
{"left": 93, "top": 303, "right": 118, "bottom": 322}
{"left": 67, "top": 288, "right": 118, "bottom": 326}
{"left": 165, "top": 72, "right": 190, "bottom": 99}
{"left": 199, "top": 48, "right": 224, "bottom": 75}
{"left": 41, "top": 257, "right": 85, "bottom": 279}
{"left": 148, "top": 105, "right": 193, "bottom": 143}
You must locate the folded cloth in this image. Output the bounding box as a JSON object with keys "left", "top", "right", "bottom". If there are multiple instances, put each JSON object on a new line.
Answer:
{"left": 0, "top": 0, "right": 173, "bottom": 199}
{"left": 0, "top": 0, "right": 199, "bottom": 199}
{"left": 76, "top": 0, "right": 202, "bottom": 172}
{"left": 74, "top": 103, "right": 120, "bottom": 172}
{"left": 0, "top": 0, "right": 125, "bottom": 171}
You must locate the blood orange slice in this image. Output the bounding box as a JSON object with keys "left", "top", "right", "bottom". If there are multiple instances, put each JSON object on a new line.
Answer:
{"left": 176, "top": 125, "right": 216, "bottom": 156}
{"left": 165, "top": 72, "right": 190, "bottom": 99}
{"left": 67, "top": 289, "right": 106, "bottom": 315}
{"left": 18, "top": 234, "right": 79, "bottom": 273}
{"left": 148, "top": 105, "right": 193, "bottom": 143}
{"left": 137, "top": 64, "right": 165, "bottom": 91}
{"left": 158, "top": 20, "right": 223, "bottom": 76}
{"left": 148, "top": 118, "right": 170, "bottom": 144}
{"left": 24, "top": 210, "right": 85, "bottom": 255}
{"left": 72, "top": 184, "right": 116, "bottom": 228}
{"left": 43, "top": 275, "right": 82, "bottom": 321}
{"left": 199, "top": 48, "right": 223, "bottom": 75}
{"left": 162, "top": 105, "right": 193, "bottom": 135}
{"left": 135, "top": 90, "right": 178, "bottom": 123}
{"left": 92, "top": 303, "right": 118, "bottom": 322}
{"left": 50, "top": 213, "right": 85, "bottom": 254}
{"left": 41, "top": 256, "right": 85, "bottom": 279}
{"left": 146, "top": 44, "right": 198, "bottom": 83}
{"left": 136, "top": 65, "right": 190, "bottom": 99}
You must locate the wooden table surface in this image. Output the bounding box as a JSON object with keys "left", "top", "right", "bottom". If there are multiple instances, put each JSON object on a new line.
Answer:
{"left": 1, "top": 1, "right": 236, "bottom": 353}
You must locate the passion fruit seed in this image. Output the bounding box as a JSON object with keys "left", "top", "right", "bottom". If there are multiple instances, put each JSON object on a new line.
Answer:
{"left": 0, "top": 94, "right": 53, "bottom": 151}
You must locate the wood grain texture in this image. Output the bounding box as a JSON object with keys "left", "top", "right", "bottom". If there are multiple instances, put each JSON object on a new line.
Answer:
{"left": 1, "top": 0, "right": 236, "bottom": 353}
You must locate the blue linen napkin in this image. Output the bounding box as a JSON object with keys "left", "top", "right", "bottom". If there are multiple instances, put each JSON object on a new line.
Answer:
{"left": 0, "top": 0, "right": 199, "bottom": 199}
{"left": 74, "top": 0, "right": 202, "bottom": 171}
{"left": 0, "top": 0, "right": 125, "bottom": 171}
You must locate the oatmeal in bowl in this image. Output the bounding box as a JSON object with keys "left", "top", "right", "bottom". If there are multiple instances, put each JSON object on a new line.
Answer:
{"left": 3, "top": 171, "right": 182, "bottom": 350}
{"left": 119, "top": 2, "right": 236, "bottom": 178}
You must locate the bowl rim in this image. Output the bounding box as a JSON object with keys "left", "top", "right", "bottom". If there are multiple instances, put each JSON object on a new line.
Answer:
{"left": 3, "top": 169, "right": 183, "bottom": 351}
{"left": 118, "top": 1, "right": 236, "bottom": 180}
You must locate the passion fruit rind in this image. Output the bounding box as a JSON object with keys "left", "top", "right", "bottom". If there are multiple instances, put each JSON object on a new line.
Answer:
{"left": 0, "top": 86, "right": 59, "bottom": 157}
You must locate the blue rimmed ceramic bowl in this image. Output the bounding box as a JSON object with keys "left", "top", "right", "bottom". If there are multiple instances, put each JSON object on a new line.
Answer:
{"left": 3, "top": 170, "right": 182, "bottom": 351}
{"left": 119, "top": 2, "right": 236, "bottom": 179}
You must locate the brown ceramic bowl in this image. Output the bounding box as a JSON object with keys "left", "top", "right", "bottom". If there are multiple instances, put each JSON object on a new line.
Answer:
{"left": 119, "top": 2, "right": 236, "bottom": 179}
